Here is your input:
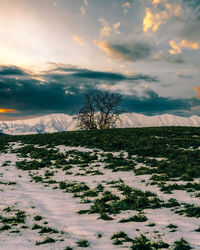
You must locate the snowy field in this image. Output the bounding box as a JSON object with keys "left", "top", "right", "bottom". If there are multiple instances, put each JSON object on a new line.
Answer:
{"left": 0, "top": 142, "right": 200, "bottom": 249}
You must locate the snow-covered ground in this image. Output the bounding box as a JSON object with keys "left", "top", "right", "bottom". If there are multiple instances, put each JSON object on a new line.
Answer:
{"left": 0, "top": 144, "right": 200, "bottom": 249}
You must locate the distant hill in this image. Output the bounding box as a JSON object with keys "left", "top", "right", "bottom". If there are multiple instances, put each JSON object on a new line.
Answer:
{"left": 0, "top": 113, "right": 200, "bottom": 135}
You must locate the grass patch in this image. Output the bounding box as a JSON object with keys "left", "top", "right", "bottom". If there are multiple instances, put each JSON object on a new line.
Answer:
{"left": 76, "top": 239, "right": 90, "bottom": 248}
{"left": 119, "top": 214, "right": 148, "bottom": 223}
{"left": 36, "top": 237, "right": 56, "bottom": 245}
{"left": 173, "top": 238, "right": 192, "bottom": 250}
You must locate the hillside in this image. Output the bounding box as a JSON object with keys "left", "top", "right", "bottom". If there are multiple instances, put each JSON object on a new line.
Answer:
{"left": 0, "top": 127, "right": 200, "bottom": 249}
{"left": 0, "top": 113, "right": 200, "bottom": 135}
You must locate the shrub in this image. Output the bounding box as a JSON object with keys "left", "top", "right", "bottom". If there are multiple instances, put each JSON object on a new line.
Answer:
{"left": 173, "top": 238, "right": 192, "bottom": 250}
{"left": 36, "top": 237, "right": 56, "bottom": 245}
{"left": 76, "top": 239, "right": 90, "bottom": 247}
{"left": 119, "top": 214, "right": 148, "bottom": 223}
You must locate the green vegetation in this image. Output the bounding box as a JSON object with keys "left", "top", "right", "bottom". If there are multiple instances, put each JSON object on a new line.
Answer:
{"left": 39, "top": 226, "right": 59, "bottom": 234}
{"left": 33, "top": 215, "right": 43, "bottom": 221}
{"left": 111, "top": 233, "right": 169, "bottom": 249}
{"left": 111, "top": 231, "right": 132, "bottom": 245}
{"left": 0, "top": 181, "right": 17, "bottom": 185}
{"left": 79, "top": 185, "right": 164, "bottom": 219}
{"left": 175, "top": 204, "right": 200, "bottom": 218}
{"left": 76, "top": 239, "right": 90, "bottom": 247}
{"left": 36, "top": 237, "right": 56, "bottom": 245}
{"left": 0, "top": 210, "right": 26, "bottom": 224}
{"left": 0, "top": 127, "right": 199, "bottom": 248}
{"left": 167, "top": 223, "right": 178, "bottom": 232}
{"left": 0, "top": 127, "right": 198, "bottom": 180}
{"left": 119, "top": 214, "right": 148, "bottom": 223}
{"left": 173, "top": 238, "right": 192, "bottom": 250}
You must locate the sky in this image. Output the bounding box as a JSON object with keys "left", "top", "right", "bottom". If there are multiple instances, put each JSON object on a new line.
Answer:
{"left": 0, "top": 0, "right": 200, "bottom": 120}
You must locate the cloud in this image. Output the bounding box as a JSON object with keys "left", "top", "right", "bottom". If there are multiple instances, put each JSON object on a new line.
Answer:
{"left": 144, "top": 3, "right": 182, "bottom": 32}
{"left": 183, "top": 0, "right": 200, "bottom": 12}
{"left": 143, "top": 8, "right": 168, "bottom": 32}
{"left": 169, "top": 40, "right": 199, "bottom": 54}
{"left": 113, "top": 22, "right": 121, "bottom": 35}
{"left": 83, "top": 0, "right": 88, "bottom": 6}
{"left": 181, "top": 40, "right": 199, "bottom": 49}
{"left": 0, "top": 64, "right": 159, "bottom": 117}
{"left": 0, "top": 66, "right": 27, "bottom": 76}
{"left": 94, "top": 40, "right": 152, "bottom": 62}
{"left": 179, "top": 20, "right": 200, "bottom": 42}
{"left": 154, "top": 52, "right": 185, "bottom": 63}
{"left": 168, "top": 40, "right": 182, "bottom": 54}
{"left": 122, "top": 2, "right": 130, "bottom": 14}
{"left": 152, "top": 0, "right": 182, "bottom": 17}
{"left": 122, "top": 87, "right": 196, "bottom": 115}
{"left": 98, "top": 17, "right": 112, "bottom": 38}
{"left": 194, "top": 86, "right": 200, "bottom": 98}
{"left": 152, "top": 0, "right": 167, "bottom": 5}
{"left": 122, "top": 2, "right": 130, "bottom": 8}
{"left": 50, "top": 66, "right": 158, "bottom": 82}
{"left": 98, "top": 18, "right": 121, "bottom": 38}
{"left": 176, "top": 73, "right": 194, "bottom": 79}
{"left": 165, "top": 3, "right": 182, "bottom": 17}
{"left": 80, "top": 6, "right": 86, "bottom": 15}
{"left": 0, "top": 64, "right": 198, "bottom": 118}
{"left": 125, "top": 69, "right": 135, "bottom": 76}
{"left": 73, "top": 35, "right": 84, "bottom": 45}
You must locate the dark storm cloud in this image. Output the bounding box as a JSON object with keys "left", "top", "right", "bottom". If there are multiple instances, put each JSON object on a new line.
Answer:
{"left": 176, "top": 73, "right": 194, "bottom": 79}
{"left": 95, "top": 40, "right": 152, "bottom": 62}
{"left": 183, "top": 0, "right": 200, "bottom": 12}
{"left": 123, "top": 88, "right": 197, "bottom": 115}
{"left": 109, "top": 42, "right": 152, "bottom": 61}
{"left": 46, "top": 66, "right": 159, "bottom": 82}
{"left": 0, "top": 64, "right": 197, "bottom": 117}
{"left": 0, "top": 76, "right": 83, "bottom": 114}
{"left": 0, "top": 66, "right": 27, "bottom": 76}
{"left": 0, "top": 66, "right": 83, "bottom": 115}
{"left": 154, "top": 53, "right": 185, "bottom": 64}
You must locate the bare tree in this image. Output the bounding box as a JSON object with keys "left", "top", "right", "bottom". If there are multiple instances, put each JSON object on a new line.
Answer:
{"left": 74, "top": 90, "right": 122, "bottom": 130}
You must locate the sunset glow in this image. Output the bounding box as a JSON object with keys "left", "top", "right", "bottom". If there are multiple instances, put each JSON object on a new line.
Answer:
{"left": 0, "top": 109, "right": 18, "bottom": 113}
{"left": 0, "top": 0, "right": 199, "bottom": 119}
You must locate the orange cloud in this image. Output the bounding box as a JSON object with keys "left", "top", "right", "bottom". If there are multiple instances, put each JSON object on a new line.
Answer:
{"left": 113, "top": 22, "right": 121, "bottom": 35}
{"left": 152, "top": 0, "right": 167, "bottom": 5}
{"left": 165, "top": 3, "right": 182, "bottom": 17}
{"left": 194, "top": 86, "right": 200, "bottom": 99}
{"left": 84, "top": 0, "right": 88, "bottom": 6}
{"left": 169, "top": 40, "right": 182, "bottom": 54}
{"left": 0, "top": 108, "right": 18, "bottom": 113}
{"left": 80, "top": 6, "right": 86, "bottom": 15}
{"left": 98, "top": 17, "right": 112, "bottom": 38}
{"left": 181, "top": 40, "right": 199, "bottom": 50}
{"left": 143, "top": 8, "right": 168, "bottom": 32}
{"left": 145, "top": 2, "right": 182, "bottom": 33}
{"left": 94, "top": 40, "right": 128, "bottom": 61}
{"left": 73, "top": 35, "right": 84, "bottom": 45}
{"left": 122, "top": 2, "right": 130, "bottom": 8}
{"left": 169, "top": 40, "right": 199, "bottom": 54}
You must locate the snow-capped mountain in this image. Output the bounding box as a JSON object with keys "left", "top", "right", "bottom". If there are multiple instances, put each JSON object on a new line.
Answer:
{"left": 0, "top": 114, "right": 75, "bottom": 135}
{"left": 0, "top": 113, "right": 200, "bottom": 135}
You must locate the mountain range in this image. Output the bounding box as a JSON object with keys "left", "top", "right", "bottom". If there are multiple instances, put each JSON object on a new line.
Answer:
{"left": 0, "top": 113, "right": 200, "bottom": 135}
